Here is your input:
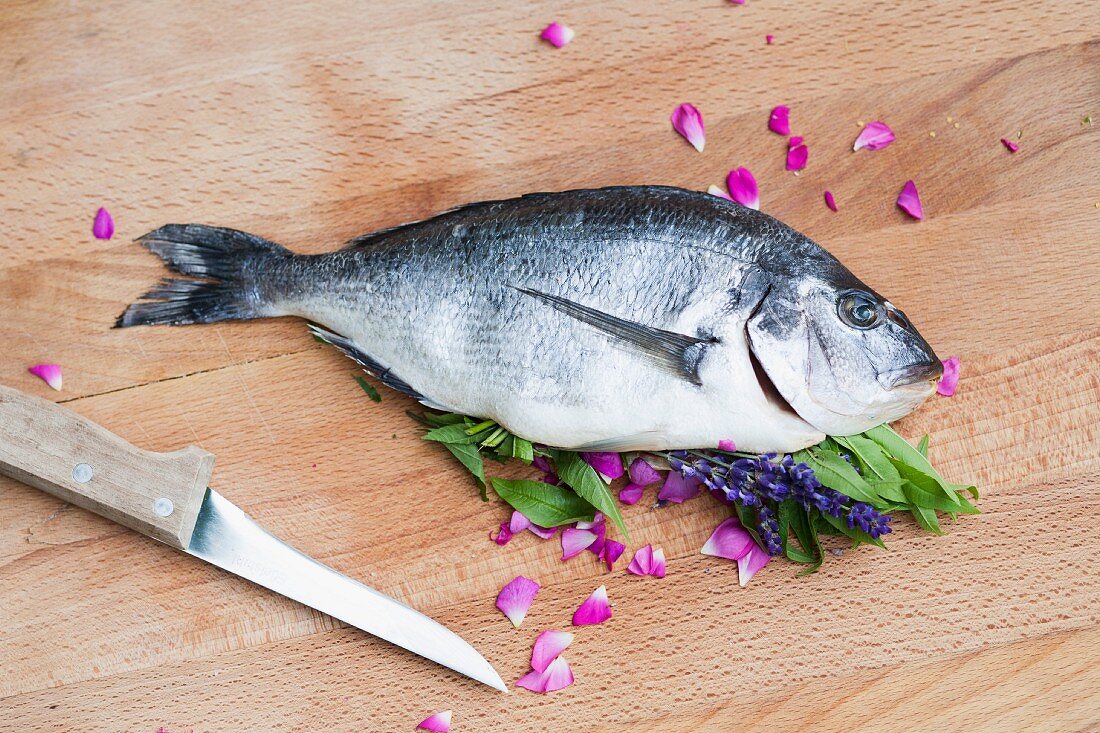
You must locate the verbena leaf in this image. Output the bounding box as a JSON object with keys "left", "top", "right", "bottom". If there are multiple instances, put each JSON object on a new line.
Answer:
{"left": 512, "top": 437, "right": 535, "bottom": 463}
{"left": 733, "top": 503, "right": 764, "bottom": 548}
{"left": 465, "top": 419, "right": 497, "bottom": 435}
{"left": 442, "top": 442, "right": 487, "bottom": 500}
{"left": 354, "top": 376, "right": 382, "bottom": 403}
{"left": 909, "top": 502, "right": 942, "bottom": 535}
{"left": 786, "top": 507, "right": 822, "bottom": 572}
{"left": 864, "top": 425, "right": 960, "bottom": 506}
{"left": 917, "top": 434, "right": 930, "bottom": 458}
{"left": 556, "top": 452, "right": 630, "bottom": 540}
{"left": 834, "top": 435, "right": 901, "bottom": 483}
{"left": 423, "top": 411, "right": 466, "bottom": 427}
{"left": 819, "top": 511, "right": 886, "bottom": 549}
{"left": 490, "top": 478, "right": 595, "bottom": 527}
{"left": 797, "top": 449, "right": 881, "bottom": 506}
{"left": 894, "top": 462, "right": 966, "bottom": 511}
{"left": 423, "top": 424, "right": 482, "bottom": 445}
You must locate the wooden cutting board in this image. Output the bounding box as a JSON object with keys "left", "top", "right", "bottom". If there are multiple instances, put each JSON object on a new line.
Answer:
{"left": 1, "top": 2, "right": 1097, "bottom": 731}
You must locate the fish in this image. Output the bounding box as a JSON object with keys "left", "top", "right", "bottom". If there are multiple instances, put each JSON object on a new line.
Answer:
{"left": 116, "top": 186, "right": 942, "bottom": 454}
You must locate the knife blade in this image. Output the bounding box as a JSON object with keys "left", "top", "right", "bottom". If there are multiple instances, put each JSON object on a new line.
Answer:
{"left": 0, "top": 384, "right": 506, "bottom": 692}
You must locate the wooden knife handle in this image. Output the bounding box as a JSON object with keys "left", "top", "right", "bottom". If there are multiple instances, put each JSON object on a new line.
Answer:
{"left": 0, "top": 384, "right": 215, "bottom": 550}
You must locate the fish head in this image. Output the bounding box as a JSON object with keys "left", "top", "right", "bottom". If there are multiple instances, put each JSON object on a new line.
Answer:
{"left": 746, "top": 271, "right": 941, "bottom": 436}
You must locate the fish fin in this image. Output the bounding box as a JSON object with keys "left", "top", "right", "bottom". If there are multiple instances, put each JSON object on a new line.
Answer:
{"left": 515, "top": 287, "right": 712, "bottom": 385}
{"left": 309, "top": 324, "right": 434, "bottom": 404}
{"left": 115, "top": 224, "right": 290, "bottom": 327}
{"left": 575, "top": 432, "right": 669, "bottom": 452}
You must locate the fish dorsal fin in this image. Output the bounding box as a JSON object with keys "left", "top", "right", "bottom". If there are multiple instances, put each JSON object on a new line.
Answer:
{"left": 515, "top": 287, "right": 712, "bottom": 385}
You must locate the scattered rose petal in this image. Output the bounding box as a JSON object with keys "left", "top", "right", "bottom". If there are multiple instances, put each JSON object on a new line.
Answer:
{"left": 531, "top": 630, "right": 574, "bottom": 673}
{"left": 671, "top": 103, "right": 705, "bottom": 153}
{"left": 417, "top": 710, "right": 452, "bottom": 732}
{"left": 737, "top": 544, "right": 771, "bottom": 586}
{"left": 574, "top": 512, "right": 604, "bottom": 531}
{"left": 532, "top": 455, "right": 553, "bottom": 474}
{"left": 491, "top": 522, "right": 513, "bottom": 545}
{"left": 92, "top": 207, "right": 114, "bottom": 240}
{"left": 598, "top": 539, "right": 626, "bottom": 571}
{"left": 1001, "top": 138, "right": 1019, "bottom": 153}
{"left": 584, "top": 517, "right": 608, "bottom": 555}
{"left": 539, "top": 22, "right": 574, "bottom": 48}
{"left": 701, "top": 517, "right": 754, "bottom": 561}
{"left": 729, "top": 0, "right": 745, "bottom": 4}
{"left": 768, "top": 105, "right": 790, "bottom": 136}
{"left": 496, "top": 575, "right": 540, "bottom": 628}
{"left": 766, "top": 34, "right": 774, "bottom": 44}
{"left": 619, "top": 483, "right": 645, "bottom": 505}
{"left": 628, "top": 457, "right": 662, "bottom": 486}
{"left": 853, "top": 121, "right": 895, "bottom": 151}
{"left": 657, "top": 471, "right": 701, "bottom": 503}
{"left": 708, "top": 184, "right": 733, "bottom": 201}
{"left": 581, "top": 452, "right": 623, "bottom": 480}
{"left": 527, "top": 523, "right": 557, "bottom": 540}
{"left": 786, "top": 136, "right": 808, "bottom": 171}
{"left": 561, "top": 527, "right": 597, "bottom": 560}
{"left": 897, "top": 180, "right": 924, "bottom": 220}
{"left": 516, "top": 655, "right": 575, "bottom": 693}
{"left": 726, "top": 167, "right": 760, "bottom": 210}
{"left": 937, "top": 356, "right": 960, "bottom": 396}
{"left": 824, "top": 190, "right": 838, "bottom": 212}
{"left": 717, "top": 439, "right": 736, "bottom": 452}
{"left": 27, "top": 363, "right": 63, "bottom": 391}
{"left": 572, "top": 585, "right": 612, "bottom": 625}
{"left": 511, "top": 510, "right": 556, "bottom": 539}
{"left": 627, "top": 544, "right": 667, "bottom": 578}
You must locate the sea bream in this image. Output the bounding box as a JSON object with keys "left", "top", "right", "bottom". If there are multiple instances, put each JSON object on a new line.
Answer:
{"left": 117, "top": 186, "right": 943, "bottom": 453}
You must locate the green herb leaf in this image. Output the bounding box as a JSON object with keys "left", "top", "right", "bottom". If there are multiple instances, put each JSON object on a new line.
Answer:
{"left": 421, "top": 411, "right": 467, "bottom": 427}
{"left": 797, "top": 448, "right": 882, "bottom": 506}
{"left": 555, "top": 452, "right": 630, "bottom": 540}
{"left": 354, "top": 376, "right": 382, "bottom": 403}
{"left": 422, "top": 424, "right": 482, "bottom": 445}
{"left": 819, "top": 510, "right": 886, "bottom": 549}
{"left": 442, "top": 441, "right": 488, "bottom": 500}
{"left": 512, "top": 437, "right": 535, "bottom": 463}
{"left": 864, "top": 425, "right": 961, "bottom": 506}
{"left": 786, "top": 507, "right": 823, "bottom": 572}
{"left": 489, "top": 478, "right": 596, "bottom": 527}
{"left": 834, "top": 435, "right": 901, "bottom": 484}
{"left": 917, "top": 434, "right": 930, "bottom": 458}
{"left": 909, "top": 503, "right": 942, "bottom": 535}
{"left": 894, "top": 462, "right": 966, "bottom": 511}
{"left": 464, "top": 419, "right": 497, "bottom": 436}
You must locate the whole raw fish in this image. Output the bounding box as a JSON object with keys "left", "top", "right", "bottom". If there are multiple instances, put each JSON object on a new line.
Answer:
{"left": 117, "top": 186, "right": 942, "bottom": 452}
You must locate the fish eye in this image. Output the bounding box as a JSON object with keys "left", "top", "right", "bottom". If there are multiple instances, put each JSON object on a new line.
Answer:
{"left": 838, "top": 291, "right": 883, "bottom": 329}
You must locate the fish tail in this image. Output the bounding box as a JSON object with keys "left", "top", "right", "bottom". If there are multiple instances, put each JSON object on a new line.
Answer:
{"left": 115, "top": 224, "right": 292, "bottom": 328}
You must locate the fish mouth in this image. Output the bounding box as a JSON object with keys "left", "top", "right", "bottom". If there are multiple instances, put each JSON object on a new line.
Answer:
{"left": 877, "top": 360, "right": 943, "bottom": 390}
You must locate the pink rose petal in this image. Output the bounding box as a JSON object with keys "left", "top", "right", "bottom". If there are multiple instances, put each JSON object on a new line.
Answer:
{"left": 786, "top": 137, "right": 808, "bottom": 171}
{"left": 1001, "top": 138, "right": 1019, "bottom": 153}
{"left": 496, "top": 575, "right": 540, "bottom": 628}
{"left": 726, "top": 167, "right": 760, "bottom": 210}
{"left": 581, "top": 452, "right": 623, "bottom": 480}
{"left": 491, "top": 522, "right": 513, "bottom": 545}
{"left": 509, "top": 510, "right": 532, "bottom": 534}
{"left": 628, "top": 457, "right": 662, "bottom": 486}
{"left": 707, "top": 184, "right": 733, "bottom": 201}
{"left": 766, "top": 34, "right": 774, "bottom": 45}
{"left": 92, "top": 207, "right": 114, "bottom": 240}
{"left": 619, "top": 483, "right": 645, "bottom": 505}
{"left": 737, "top": 544, "right": 771, "bottom": 586}
{"left": 531, "top": 630, "right": 574, "bottom": 673}
{"left": 671, "top": 103, "right": 705, "bottom": 153}
{"left": 516, "top": 655, "right": 575, "bottom": 693}
{"left": 937, "top": 356, "right": 960, "bottom": 396}
{"left": 561, "top": 527, "right": 597, "bottom": 560}
{"left": 729, "top": 0, "right": 745, "bottom": 4}
{"left": 701, "top": 517, "right": 755, "bottom": 561}
{"left": 574, "top": 512, "right": 604, "bottom": 531}
{"left": 27, "top": 363, "right": 63, "bottom": 391}
{"left": 527, "top": 523, "right": 557, "bottom": 540}
{"left": 768, "top": 105, "right": 790, "bottom": 136}
{"left": 539, "top": 22, "right": 574, "bottom": 48}
{"left": 717, "top": 439, "right": 736, "bottom": 452}
{"left": 853, "top": 121, "right": 895, "bottom": 151}
{"left": 657, "top": 471, "right": 701, "bottom": 503}
{"left": 572, "top": 585, "right": 612, "bottom": 625}
{"left": 627, "top": 544, "right": 667, "bottom": 577}
{"left": 417, "top": 710, "right": 452, "bottom": 732}
{"left": 598, "top": 539, "right": 626, "bottom": 571}
{"left": 824, "top": 190, "right": 838, "bottom": 212}
{"left": 897, "top": 179, "right": 924, "bottom": 220}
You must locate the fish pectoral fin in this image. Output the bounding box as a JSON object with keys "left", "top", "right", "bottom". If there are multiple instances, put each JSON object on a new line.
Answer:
{"left": 308, "top": 324, "right": 430, "bottom": 403}
{"left": 514, "top": 287, "right": 711, "bottom": 385}
{"left": 575, "top": 432, "right": 669, "bottom": 452}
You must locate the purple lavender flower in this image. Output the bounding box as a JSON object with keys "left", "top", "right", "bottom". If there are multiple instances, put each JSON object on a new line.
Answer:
{"left": 758, "top": 506, "right": 783, "bottom": 556}
{"left": 847, "top": 502, "right": 892, "bottom": 539}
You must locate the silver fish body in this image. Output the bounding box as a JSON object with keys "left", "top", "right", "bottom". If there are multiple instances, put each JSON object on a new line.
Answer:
{"left": 118, "top": 186, "right": 942, "bottom": 453}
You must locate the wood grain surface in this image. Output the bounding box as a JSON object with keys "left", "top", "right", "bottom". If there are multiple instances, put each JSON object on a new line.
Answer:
{"left": 1, "top": 1, "right": 1098, "bottom": 731}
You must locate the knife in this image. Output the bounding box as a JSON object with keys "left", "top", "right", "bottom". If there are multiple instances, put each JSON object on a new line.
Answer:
{"left": 0, "top": 384, "right": 507, "bottom": 692}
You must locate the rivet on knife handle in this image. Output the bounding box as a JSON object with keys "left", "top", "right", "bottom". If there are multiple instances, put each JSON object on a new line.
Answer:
{"left": 0, "top": 384, "right": 214, "bottom": 549}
